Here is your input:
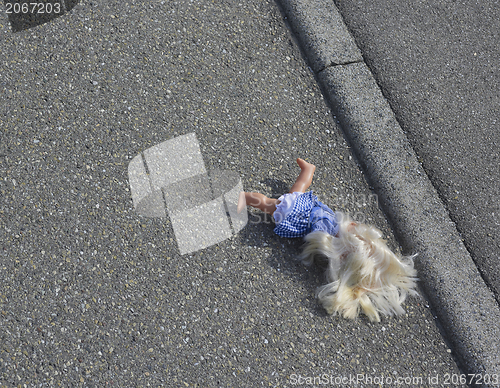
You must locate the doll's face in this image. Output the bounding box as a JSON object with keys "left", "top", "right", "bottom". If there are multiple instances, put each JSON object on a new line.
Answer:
{"left": 348, "top": 222, "right": 357, "bottom": 232}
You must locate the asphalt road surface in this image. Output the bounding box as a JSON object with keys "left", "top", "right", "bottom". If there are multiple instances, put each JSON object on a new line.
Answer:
{"left": 334, "top": 0, "right": 500, "bottom": 303}
{"left": 0, "top": 0, "right": 469, "bottom": 386}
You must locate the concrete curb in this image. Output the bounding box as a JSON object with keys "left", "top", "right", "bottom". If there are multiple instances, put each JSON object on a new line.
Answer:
{"left": 276, "top": 0, "right": 500, "bottom": 381}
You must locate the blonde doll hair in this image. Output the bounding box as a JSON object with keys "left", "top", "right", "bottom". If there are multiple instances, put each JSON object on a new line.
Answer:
{"left": 299, "top": 212, "right": 418, "bottom": 322}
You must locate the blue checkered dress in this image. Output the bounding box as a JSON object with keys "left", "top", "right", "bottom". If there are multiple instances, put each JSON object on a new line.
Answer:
{"left": 273, "top": 191, "right": 339, "bottom": 238}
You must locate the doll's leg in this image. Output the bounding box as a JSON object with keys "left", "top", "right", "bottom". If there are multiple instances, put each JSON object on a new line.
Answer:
{"left": 289, "top": 158, "right": 316, "bottom": 193}
{"left": 237, "top": 191, "right": 278, "bottom": 215}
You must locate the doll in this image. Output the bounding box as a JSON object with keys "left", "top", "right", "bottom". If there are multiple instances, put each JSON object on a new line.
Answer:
{"left": 237, "top": 158, "right": 418, "bottom": 322}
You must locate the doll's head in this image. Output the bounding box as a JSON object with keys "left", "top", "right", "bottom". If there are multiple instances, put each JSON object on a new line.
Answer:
{"left": 299, "top": 212, "right": 418, "bottom": 322}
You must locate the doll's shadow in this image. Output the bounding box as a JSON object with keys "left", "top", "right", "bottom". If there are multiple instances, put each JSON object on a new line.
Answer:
{"left": 236, "top": 195, "right": 330, "bottom": 316}
{"left": 261, "top": 178, "right": 289, "bottom": 199}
